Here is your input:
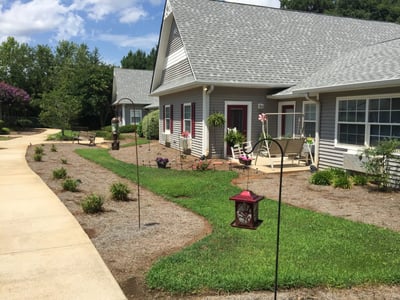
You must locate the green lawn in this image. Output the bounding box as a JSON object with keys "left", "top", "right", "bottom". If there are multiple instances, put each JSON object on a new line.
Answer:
{"left": 77, "top": 148, "right": 400, "bottom": 294}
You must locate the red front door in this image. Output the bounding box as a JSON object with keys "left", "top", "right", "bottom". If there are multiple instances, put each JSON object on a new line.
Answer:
{"left": 227, "top": 105, "right": 248, "bottom": 153}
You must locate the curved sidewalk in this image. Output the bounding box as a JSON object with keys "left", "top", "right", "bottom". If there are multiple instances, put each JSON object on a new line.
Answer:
{"left": 0, "top": 129, "right": 126, "bottom": 300}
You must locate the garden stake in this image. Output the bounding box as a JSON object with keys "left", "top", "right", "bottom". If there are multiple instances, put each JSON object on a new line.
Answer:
{"left": 242, "top": 138, "right": 284, "bottom": 300}
{"left": 116, "top": 97, "right": 141, "bottom": 229}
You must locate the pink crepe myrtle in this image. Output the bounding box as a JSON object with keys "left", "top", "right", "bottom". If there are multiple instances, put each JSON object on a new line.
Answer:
{"left": 258, "top": 113, "right": 267, "bottom": 123}
{"left": 0, "top": 81, "right": 31, "bottom": 104}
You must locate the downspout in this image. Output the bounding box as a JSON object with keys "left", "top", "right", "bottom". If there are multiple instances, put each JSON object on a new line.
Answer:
{"left": 305, "top": 93, "right": 320, "bottom": 167}
{"left": 202, "top": 85, "right": 214, "bottom": 157}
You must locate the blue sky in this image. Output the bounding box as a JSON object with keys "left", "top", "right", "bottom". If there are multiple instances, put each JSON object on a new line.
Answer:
{"left": 0, "top": 0, "right": 280, "bottom": 66}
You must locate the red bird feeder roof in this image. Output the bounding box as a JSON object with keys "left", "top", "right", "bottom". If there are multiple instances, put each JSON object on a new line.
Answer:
{"left": 229, "top": 190, "right": 264, "bottom": 203}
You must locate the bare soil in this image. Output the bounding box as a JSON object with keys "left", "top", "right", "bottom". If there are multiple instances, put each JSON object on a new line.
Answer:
{"left": 26, "top": 138, "right": 400, "bottom": 300}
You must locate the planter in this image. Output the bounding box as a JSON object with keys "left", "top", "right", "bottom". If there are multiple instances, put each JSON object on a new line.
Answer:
{"left": 239, "top": 158, "right": 252, "bottom": 166}
{"left": 157, "top": 162, "right": 167, "bottom": 168}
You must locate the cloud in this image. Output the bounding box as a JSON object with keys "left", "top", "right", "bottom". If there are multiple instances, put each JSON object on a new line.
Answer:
{"left": 0, "top": 0, "right": 84, "bottom": 42}
{"left": 120, "top": 7, "right": 147, "bottom": 24}
{"left": 98, "top": 33, "right": 159, "bottom": 49}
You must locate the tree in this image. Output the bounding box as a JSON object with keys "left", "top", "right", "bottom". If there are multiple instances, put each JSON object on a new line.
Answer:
{"left": 121, "top": 46, "right": 158, "bottom": 70}
{"left": 0, "top": 81, "right": 31, "bottom": 122}
{"left": 280, "top": 0, "right": 400, "bottom": 23}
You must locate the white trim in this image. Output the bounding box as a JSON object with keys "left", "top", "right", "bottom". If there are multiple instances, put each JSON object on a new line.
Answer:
{"left": 224, "top": 101, "right": 252, "bottom": 157}
{"left": 278, "top": 101, "right": 296, "bottom": 138}
{"left": 164, "top": 104, "right": 171, "bottom": 134}
{"left": 334, "top": 93, "right": 400, "bottom": 149}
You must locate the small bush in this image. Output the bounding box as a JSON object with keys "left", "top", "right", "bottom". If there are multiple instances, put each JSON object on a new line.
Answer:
{"left": 50, "top": 144, "right": 57, "bottom": 152}
{"left": 52, "top": 167, "right": 67, "bottom": 179}
{"left": 310, "top": 170, "right": 333, "bottom": 185}
{"left": 0, "top": 127, "right": 10, "bottom": 134}
{"left": 352, "top": 174, "right": 368, "bottom": 186}
{"left": 110, "top": 182, "right": 130, "bottom": 201}
{"left": 16, "top": 118, "right": 33, "bottom": 128}
{"left": 62, "top": 178, "right": 80, "bottom": 192}
{"left": 333, "top": 173, "right": 352, "bottom": 189}
{"left": 33, "top": 153, "right": 42, "bottom": 162}
{"left": 34, "top": 146, "right": 44, "bottom": 155}
{"left": 61, "top": 158, "right": 68, "bottom": 164}
{"left": 120, "top": 124, "right": 136, "bottom": 133}
{"left": 81, "top": 194, "right": 104, "bottom": 214}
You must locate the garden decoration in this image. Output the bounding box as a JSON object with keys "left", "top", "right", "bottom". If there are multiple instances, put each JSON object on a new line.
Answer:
{"left": 156, "top": 157, "right": 169, "bottom": 168}
{"left": 230, "top": 138, "right": 284, "bottom": 300}
{"left": 238, "top": 154, "right": 253, "bottom": 166}
{"left": 114, "top": 97, "right": 141, "bottom": 229}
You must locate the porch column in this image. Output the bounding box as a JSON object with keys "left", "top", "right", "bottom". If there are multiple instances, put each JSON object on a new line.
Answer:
{"left": 202, "top": 85, "right": 214, "bottom": 157}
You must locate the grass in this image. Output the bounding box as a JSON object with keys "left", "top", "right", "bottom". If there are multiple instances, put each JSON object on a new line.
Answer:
{"left": 76, "top": 148, "right": 400, "bottom": 294}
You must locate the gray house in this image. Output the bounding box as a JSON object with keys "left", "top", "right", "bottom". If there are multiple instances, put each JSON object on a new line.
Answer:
{"left": 150, "top": 0, "right": 400, "bottom": 175}
{"left": 112, "top": 68, "right": 159, "bottom": 126}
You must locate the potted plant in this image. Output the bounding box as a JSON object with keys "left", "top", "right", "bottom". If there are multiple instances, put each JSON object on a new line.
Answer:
{"left": 238, "top": 154, "right": 253, "bottom": 166}
{"left": 156, "top": 157, "right": 169, "bottom": 168}
{"left": 225, "top": 128, "right": 245, "bottom": 147}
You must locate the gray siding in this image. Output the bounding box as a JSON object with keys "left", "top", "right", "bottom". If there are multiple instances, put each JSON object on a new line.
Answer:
{"left": 166, "top": 20, "right": 183, "bottom": 56}
{"left": 159, "top": 88, "right": 203, "bottom": 157}
{"left": 161, "top": 58, "right": 192, "bottom": 84}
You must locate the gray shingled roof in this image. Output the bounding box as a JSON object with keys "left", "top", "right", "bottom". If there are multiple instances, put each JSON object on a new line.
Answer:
{"left": 112, "top": 68, "right": 158, "bottom": 107}
{"left": 272, "top": 38, "right": 400, "bottom": 97}
{"left": 167, "top": 0, "right": 400, "bottom": 87}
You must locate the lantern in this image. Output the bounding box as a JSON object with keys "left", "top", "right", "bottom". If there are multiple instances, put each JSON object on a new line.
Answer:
{"left": 229, "top": 190, "right": 264, "bottom": 229}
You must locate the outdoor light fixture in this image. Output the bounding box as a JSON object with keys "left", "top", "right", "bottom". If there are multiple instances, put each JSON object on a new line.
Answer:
{"left": 230, "top": 138, "right": 284, "bottom": 300}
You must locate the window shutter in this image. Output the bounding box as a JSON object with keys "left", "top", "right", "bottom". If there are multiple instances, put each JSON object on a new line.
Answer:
{"left": 170, "top": 105, "right": 174, "bottom": 134}
{"left": 181, "top": 103, "right": 184, "bottom": 134}
{"left": 162, "top": 105, "right": 165, "bottom": 132}
{"left": 191, "top": 102, "right": 195, "bottom": 138}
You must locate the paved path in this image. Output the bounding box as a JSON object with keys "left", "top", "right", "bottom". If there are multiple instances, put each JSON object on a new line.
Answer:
{"left": 0, "top": 129, "right": 126, "bottom": 300}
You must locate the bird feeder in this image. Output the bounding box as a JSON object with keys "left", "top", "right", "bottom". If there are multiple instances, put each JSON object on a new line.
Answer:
{"left": 229, "top": 190, "right": 264, "bottom": 229}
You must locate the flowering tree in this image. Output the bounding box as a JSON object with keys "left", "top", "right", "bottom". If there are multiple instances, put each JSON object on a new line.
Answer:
{"left": 0, "top": 81, "right": 31, "bottom": 121}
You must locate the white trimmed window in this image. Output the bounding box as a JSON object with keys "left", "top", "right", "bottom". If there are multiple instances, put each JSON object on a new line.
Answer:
{"left": 165, "top": 105, "right": 171, "bottom": 132}
{"left": 183, "top": 103, "right": 192, "bottom": 134}
{"left": 336, "top": 95, "right": 400, "bottom": 147}
{"left": 303, "top": 102, "right": 317, "bottom": 138}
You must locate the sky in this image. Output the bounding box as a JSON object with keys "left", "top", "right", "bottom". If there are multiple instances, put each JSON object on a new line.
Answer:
{"left": 0, "top": 0, "right": 280, "bottom": 66}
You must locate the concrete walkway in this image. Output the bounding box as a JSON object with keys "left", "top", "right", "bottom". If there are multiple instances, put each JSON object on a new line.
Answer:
{"left": 0, "top": 129, "right": 126, "bottom": 300}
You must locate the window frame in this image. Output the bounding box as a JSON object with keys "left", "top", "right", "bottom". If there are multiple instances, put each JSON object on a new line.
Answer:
{"left": 302, "top": 101, "right": 317, "bottom": 138}
{"left": 129, "top": 108, "right": 142, "bottom": 125}
{"left": 164, "top": 105, "right": 171, "bottom": 133}
{"left": 335, "top": 94, "right": 400, "bottom": 149}
{"left": 183, "top": 103, "right": 192, "bottom": 136}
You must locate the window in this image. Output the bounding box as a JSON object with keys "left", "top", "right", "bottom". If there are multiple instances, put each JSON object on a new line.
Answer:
{"left": 336, "top": 96, "right": 400, "bottom": 147}
{"left": 181, "top": 102, "right": 195, "bottom": 138}
{"left": 164, "top": 105, "right": 171, "bottom": 132}
{"left": 130, "top": 109, "right": 142, "bottom": 125}
{"left": 303, "top": 102, "right": 316, "bottom": 138}
{"left": 183, "top": 103, "right": 191, "bottom": 134}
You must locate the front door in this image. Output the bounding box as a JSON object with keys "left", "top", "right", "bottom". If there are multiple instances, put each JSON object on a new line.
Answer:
{"left": 227, "top": 105, "right": 248, "bottom": 153}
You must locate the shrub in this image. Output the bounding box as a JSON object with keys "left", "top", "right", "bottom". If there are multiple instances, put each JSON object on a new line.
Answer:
{"left": 61, "top": 158, "right": 68, "bottom": 164}
{"left": 310, "top": 169, "right": 333, "bottom": 185}
{"left": 352, "top": 174, "right": 368, "bottom": 186}
{"left": 142, "top": 109, "right": 159, "bottom": 139}
{"left": 120, "top": 124, "right": 136, "bottom": 133}
{"left": 62, "top": 178, "right": 80, "bottom": 192}
{"left": 50, "top": 144, "right": 57, "bottom": 152}
{"left": 52, "top": 167, "right": 67, "bottom": 179}
{"left": 81, "top": 194, "right": 104, "bottom": 214}
{"left": 34, "top": 146, "right": 44, "bottom": 155}
{"left": 110, "top": 182, "right": 130, "bottom": 201}
{"left": 16, "top": 118, "right": 33, "bottom": 128}
{"left": 0, "top": 127, "right": 10, "bottom": 134}
{"left": 33, "top": 153, "right": 42, "bottom": 162}
{"left": 333, "top": 173, "right": 352, "bottom": 189}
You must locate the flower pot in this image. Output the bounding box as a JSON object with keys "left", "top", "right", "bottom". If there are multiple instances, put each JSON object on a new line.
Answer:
{"left": 239, "top": 158, "right": 252, "bottom": 166}
{"left": 157, "top": 162, "right": 167, "bottom": 168}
